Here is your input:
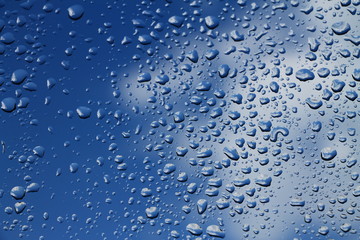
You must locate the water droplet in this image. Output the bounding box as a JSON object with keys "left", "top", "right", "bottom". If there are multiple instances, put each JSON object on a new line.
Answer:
{"left": 296, "top": 69, "right": 315, "bottom": 81}
{"left": 67, "top": 5, "right": 84, "bottom": 20}
{"left": 331, "top": 21, "right": 350, "bottom": 35}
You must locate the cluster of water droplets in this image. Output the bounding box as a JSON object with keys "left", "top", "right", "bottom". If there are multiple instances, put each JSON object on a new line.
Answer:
{"left": 0, "top": 0, "right": 359, "bottom": 239}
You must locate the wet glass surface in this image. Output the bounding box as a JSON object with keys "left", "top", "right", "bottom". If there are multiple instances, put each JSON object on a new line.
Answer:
{"left": 0, "top": 0, "right": 359, "bottom": 239}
